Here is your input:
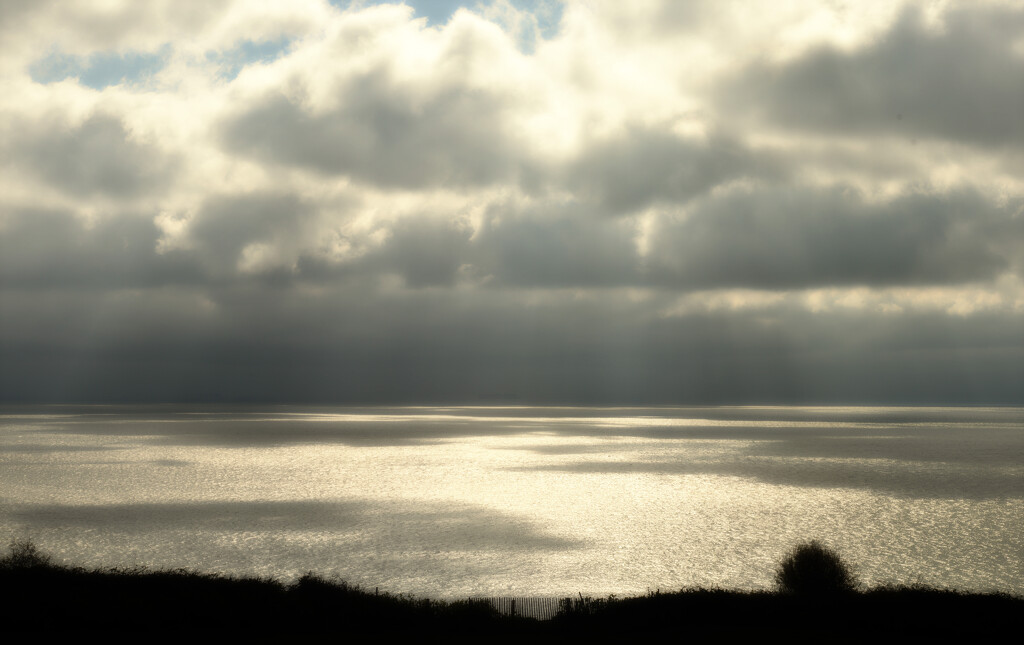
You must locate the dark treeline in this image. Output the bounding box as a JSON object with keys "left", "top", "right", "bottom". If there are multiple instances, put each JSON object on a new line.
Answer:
{"left": 3, "top": 540, "right": 1021, "bottom": 639}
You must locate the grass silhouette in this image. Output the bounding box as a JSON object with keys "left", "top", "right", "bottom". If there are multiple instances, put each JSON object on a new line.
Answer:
{"left": 2, "top": 540, "right": 1020, "bottom": 637}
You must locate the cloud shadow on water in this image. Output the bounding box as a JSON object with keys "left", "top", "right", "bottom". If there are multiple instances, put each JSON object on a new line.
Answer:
{"left": 23, "top": 405, "right": 1022, "bottom": 454}
{"left": 8, "top": 406, "right": 1022, "bottom": 499}
{"left": 514, "top": 457, "right": 1023, "bottom": 500}
{"left": 9, "top": 499, "right": 580, "bottom": 552}
{"left": 0, "top": 443, "right": 124, "bottom": 454}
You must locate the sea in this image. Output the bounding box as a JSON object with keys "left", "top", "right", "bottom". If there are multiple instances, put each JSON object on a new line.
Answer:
{"left": 1, "top": 405, "right": 1021, "bottom": 598}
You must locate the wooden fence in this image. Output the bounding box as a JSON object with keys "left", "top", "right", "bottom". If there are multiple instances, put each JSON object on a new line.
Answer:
{"left": 484, "top": 597, "right": 564, "bottom": 620}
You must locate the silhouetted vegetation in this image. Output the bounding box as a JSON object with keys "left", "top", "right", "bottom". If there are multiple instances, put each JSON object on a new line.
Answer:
{"left": 775, "top": 540, "right": 858, "bottom": 595}
{"left": 3, "top": 540, "right": 1021, "bottom": 638}
{"left": 0, "top": 539, "right": 520, "bottom": 634}
{"left": 2, "top": 538, "right": 52, "bottom": 569}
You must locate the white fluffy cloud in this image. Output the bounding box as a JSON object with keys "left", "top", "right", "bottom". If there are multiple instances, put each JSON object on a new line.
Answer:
{"left": 2, "top": 0, "right": 1022, "bottom": 403}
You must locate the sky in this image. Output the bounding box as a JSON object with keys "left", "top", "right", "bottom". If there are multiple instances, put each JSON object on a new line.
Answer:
{"left": 0, "top": 0, "right": 1022, "bottom": 404}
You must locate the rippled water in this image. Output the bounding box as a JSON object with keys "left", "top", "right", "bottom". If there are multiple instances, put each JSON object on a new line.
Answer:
{"left": 1, "top": 405, "right": 1021, "bottom": 597}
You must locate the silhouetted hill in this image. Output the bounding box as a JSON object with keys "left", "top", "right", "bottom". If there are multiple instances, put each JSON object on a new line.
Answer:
{"left": 3, "top": 541, "right": 1020, "bottom": 639}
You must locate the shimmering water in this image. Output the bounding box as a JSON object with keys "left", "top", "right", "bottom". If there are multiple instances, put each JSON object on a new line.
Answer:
{"left": 1, "top": 405, "right": 1021, "bottom": 597}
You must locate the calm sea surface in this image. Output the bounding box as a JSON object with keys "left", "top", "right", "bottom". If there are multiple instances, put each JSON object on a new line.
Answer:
{"left": 1, "top": 405, "right": 1021, "bottom": 597}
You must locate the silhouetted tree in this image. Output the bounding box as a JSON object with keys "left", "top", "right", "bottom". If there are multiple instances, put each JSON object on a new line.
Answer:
{"left": 1, "top": 539, "right": 52, "bottom": 570}
{"left": 775, "top": 540, "right": 857, "bottom": 595}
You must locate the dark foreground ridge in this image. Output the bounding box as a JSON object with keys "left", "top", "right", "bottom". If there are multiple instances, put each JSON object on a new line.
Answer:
{"left": 2, "top": 540, "right": 1021, "bottom": 639}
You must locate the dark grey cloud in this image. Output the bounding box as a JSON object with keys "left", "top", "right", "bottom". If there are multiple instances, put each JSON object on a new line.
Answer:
{"left": 1, "top": 180, "right": 1018, "bottom": 302}
{"left": 221, "top": 71, "right": 525, "bottom": 189}
{"left": 288, "top": 205, "right": 640, "bottom": 290}
{"left": 7, "top": 113, "right": 177, "bottom": 197}
{"left": 721, "top": 6, "right": 1024, "bottom": 148}
{"left": 0, "top": 194, "right": 328, "bottom": 292}
{"left": 646, "top": 187, "right": 1017, "bottom": 289}
{"left": 561, "top": 128, "right": 781, "bottom": 214}
{"left": 469, "top": 203, "right": 641, "bottom": 287}
{"left": 0, "top": 190, "right": 358, "bottom": 291}
{"left": 0, "top": 207, "right": 201, "bottom": 289}
{"left": 357, "top": 186, "right": 1019, "bottom": 291}
{"left": 361, "top": 217, "right": 474, "bottom": 288}
{"left": 186, "top": 191, "right": 319, "bottom": 277}
{"left": 345, "top": 186, "right": 1020, "bottom": 292}
{"left": 2, "top": 283, "right": 1022, "bottom": 404}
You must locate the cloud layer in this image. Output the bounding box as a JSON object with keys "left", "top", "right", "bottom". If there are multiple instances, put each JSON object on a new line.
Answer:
{"left": 2, "top": 0, "right": 1022, "bottom": 403}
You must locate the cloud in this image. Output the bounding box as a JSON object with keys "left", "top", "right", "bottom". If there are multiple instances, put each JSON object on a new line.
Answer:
{"left": 220, "top": 8, "right": 534, "bottom": 189}
{"left": 4, "top": 113, "right": 177, "bottom": 198}
{"left": 720, "top": 5, "right": 1024, "bottom": 149}
{"left": 560, "top": 127, "right": 782, "bottom": 214}
{"left": 222, "top": 78, "right": 521, "bottom": 188}
{"left": 2, "top": 282, "right": 1022, "bottom": 403}
{"left": 0, "top": 208, "right": 201, "bottom": 289}
{"left": 363, "top": 216, "right": 474, "bottom": 287}
{"left": 469, "top": 201, "right": 641, "bottom": 287}
{"left": 186, "top": 191, "right": 322, "bottom": 277}
{"left": 646, "top": 187, "right": 1020, "bottom": 289}
{"left": 1, "top": 1, "right": 1023, "bottom": 404}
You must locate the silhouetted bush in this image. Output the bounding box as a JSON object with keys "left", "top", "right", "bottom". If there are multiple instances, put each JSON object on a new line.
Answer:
{"left": 0, "top": 539, "right": 53, "bottom": 569}
{"left": 775, "top": 540, "right": 857, "bottom": 595}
